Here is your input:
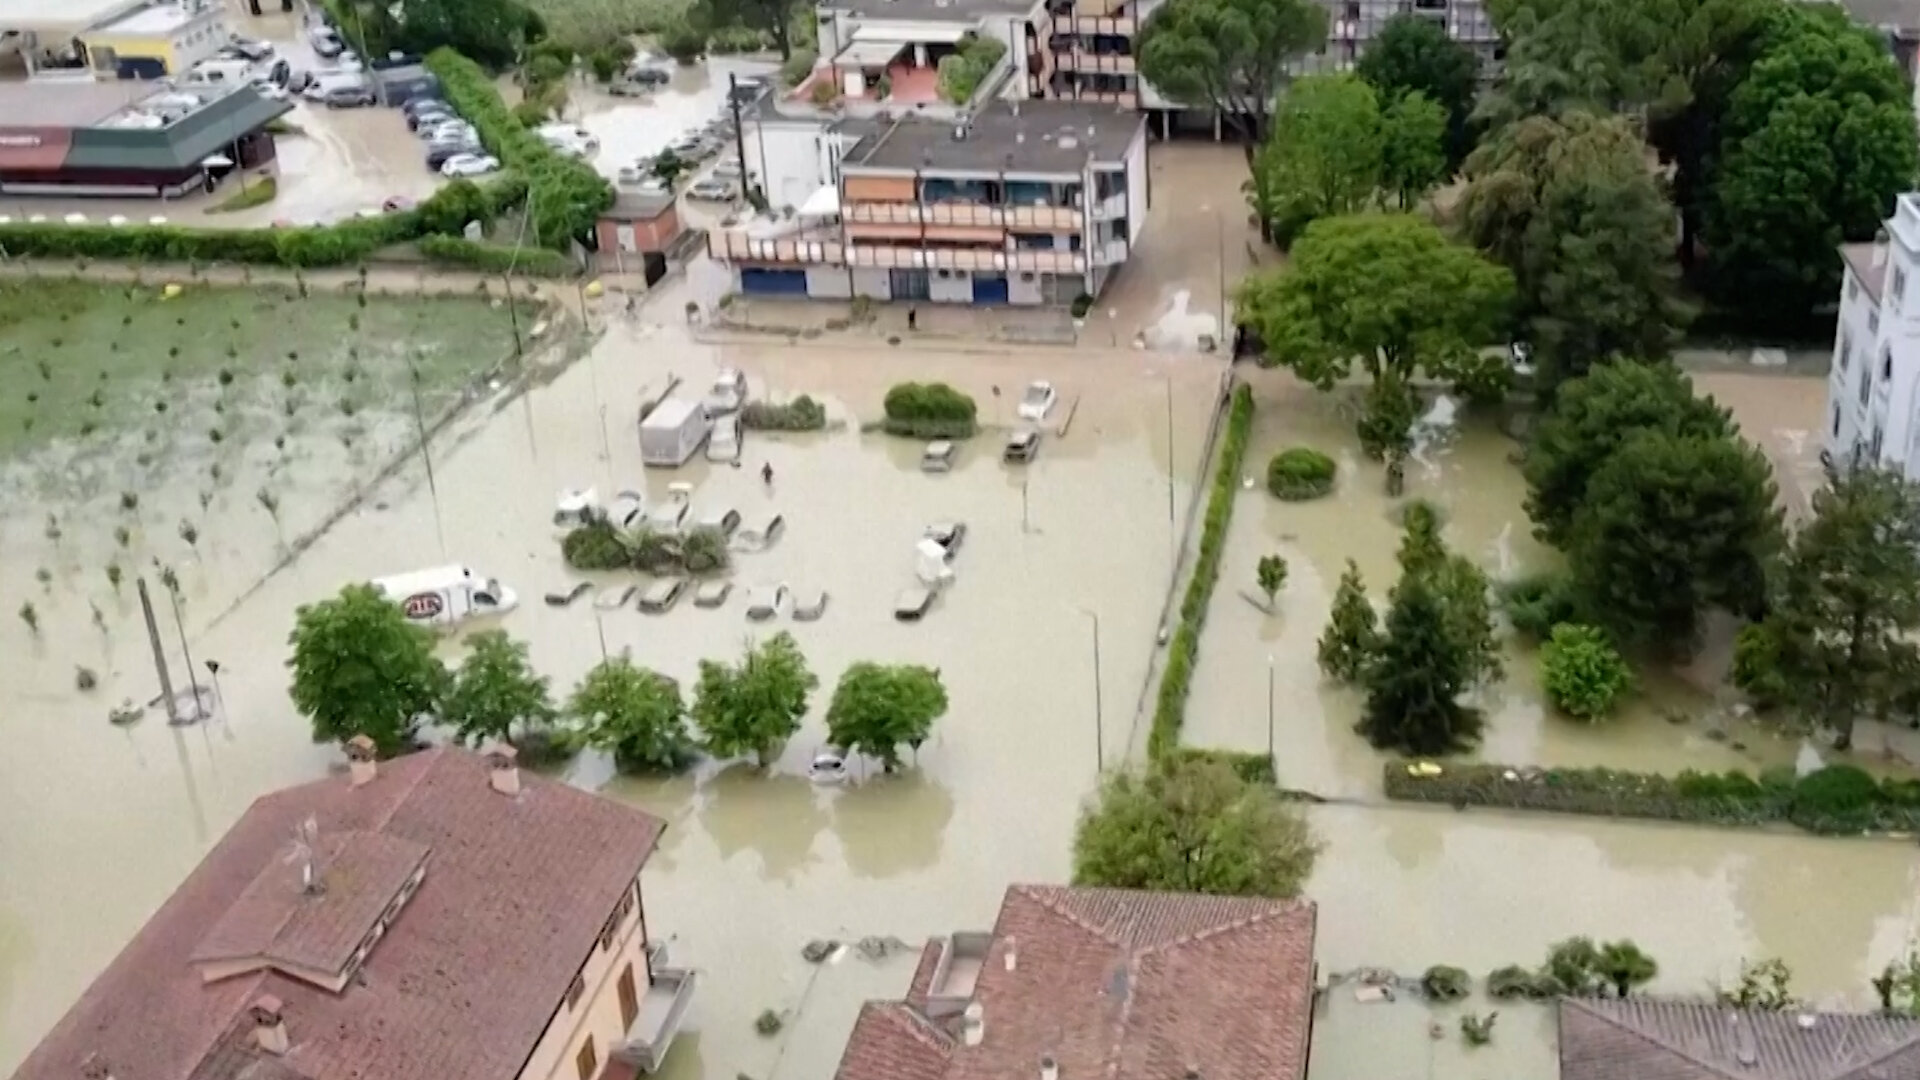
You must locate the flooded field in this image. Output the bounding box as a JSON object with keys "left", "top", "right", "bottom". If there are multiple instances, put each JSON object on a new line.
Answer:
{"left": 1181, "top": 367, "right": 1920, "bottom": 1012}
{"left": 0, "top": 270, "right": 1224, "bottom": 1077}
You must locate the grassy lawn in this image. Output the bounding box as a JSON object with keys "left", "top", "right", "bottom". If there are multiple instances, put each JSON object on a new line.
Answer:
{"left": 207, "top": 176, "right": 279, "bottom": 214}
{"left": 0, "top": 278, "right": 526, "bottom": 462}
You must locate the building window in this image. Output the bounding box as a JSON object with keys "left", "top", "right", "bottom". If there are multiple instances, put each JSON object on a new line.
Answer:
{"left": 1896, "top": 267, "right": 1908, "bottom": 306}
{"left": 1872, "top": 425, "right": 1886, "bottom": 460}
{"left": 1884, "top": 349, "right": 1894, "bottom": 382}
{"left": 1871, "top": 310, "right": 1881, "bottom": 336}
{"left": 1861, "top": 369, "right": 1874, "bottom": 408}
{"left": 1839, "top": 332, "right": 1852, "bottom": 373}
{"left": 566, "top": 975, "right": 585, "bottom": 1010}
{"left": 576, "top": 1039, "right": 598, "bottom": 1080}
{"left": 1850, "top": 275, "right": 1861, "bottom": 302}
{"left": 1833, "top": 407, "right": 1842, "bottom": 437}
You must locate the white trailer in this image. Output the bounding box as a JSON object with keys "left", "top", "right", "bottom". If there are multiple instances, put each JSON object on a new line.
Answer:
{"left": 640, "top": 398, "right": 714, "bottom": 467}
{"left": 372, "top": 565, "right": 519, "bottom": 626}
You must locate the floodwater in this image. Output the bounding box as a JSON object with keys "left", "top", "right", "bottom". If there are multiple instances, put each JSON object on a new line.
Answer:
{"left": 568, "top": 57, "right": 778, "bottom": 182}
{"left": 1182, "top": 366, "right": 1920, "bottom": 1018}
{"left": 0, "top": 269, "right": 1225, "bottom": 1077}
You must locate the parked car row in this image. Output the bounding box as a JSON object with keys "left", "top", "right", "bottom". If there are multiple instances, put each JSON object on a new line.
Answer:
{"left": 402, "top": 96, "right": 501, "bottom": 176}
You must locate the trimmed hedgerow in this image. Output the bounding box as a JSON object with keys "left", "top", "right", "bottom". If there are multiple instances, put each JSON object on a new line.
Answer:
{"left": 1384, "top": 760, "right": 1920, "bottom": 836}
{"left": 1147, "top": 384, "right": 1255, "bottom": 763}
{"left": 1265, "top": 447, "right": 1337, "bottom": 500}
{"left": 417, "top": 235, "right": 578, "bottom": 277}
{"left": 1163, "top": 746, "right": 1275, "bottom": 784}
{"left": 881, "top": 381, "right": 977, "bottom": 438}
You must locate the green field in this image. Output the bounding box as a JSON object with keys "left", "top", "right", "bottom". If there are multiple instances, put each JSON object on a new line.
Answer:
{"left": 0, "top": 278, "right": 527, "bottom": 461}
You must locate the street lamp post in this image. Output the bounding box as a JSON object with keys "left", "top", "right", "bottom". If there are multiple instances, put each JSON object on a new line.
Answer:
{"left": 1081, "top": 608, "right": 1104, "bottom": 772}
{"left": 1164, "top": 374, "right": 1176, "bottom": 553}
{"left": 1266, "top": 655, "right": 1276, "bottom": 767}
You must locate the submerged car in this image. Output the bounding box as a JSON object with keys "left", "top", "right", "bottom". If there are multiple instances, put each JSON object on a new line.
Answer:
{"left": 593, "top": 584, "right": 637, "bottom": 610}
{"left": 694, "top": 580, "right": 733, "bottom": 608}
{"left": 687, "top": 178, "right": 737, "bottom": 201}
{"left": 921, "top": 440, "right": 956, "bottom": 473}
{"left": 791, "top": 588, "right": 829, "bottom": 621}
{"left": 893, "top": 586, "right": 935, "bottom": 622}
{"left": 543, "top": 582, "right": 593, "bottom": 607}
{"left": 1003, "top": 428, "right": 1041, "bottom": 464}
{"left": 705, "top": 368, "right": 748, "bottom": 413}
{"left": 707, "top": 412, "right": 742, "bottom": 464}
{"left": 1017, "top": 380, "right": 1058, "bottom": 421}
{"left": 746, "top": 584, "right": 788, "bottom": 621}
{"left": 697, "top": 507, "right": 742, "bottom": 538}
{"left": 734, "top": 513, "right": 785, "bottom": 550}
{"left": 924, "top": 522, "right": 966, "bottom": 557}
{"left": 809, "top": 747, "right": 848, "bottom": 784}
{"left": 639, "top": 578, "right": 687, "bottom": 612}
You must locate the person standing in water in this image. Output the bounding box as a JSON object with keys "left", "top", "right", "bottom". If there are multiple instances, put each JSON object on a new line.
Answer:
{"left": 762, "top": 462, "right": 774, "bottom": 488}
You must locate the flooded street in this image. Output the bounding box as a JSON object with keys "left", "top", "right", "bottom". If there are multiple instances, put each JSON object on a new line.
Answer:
{"left": 1182, "top": 367, "right": 1920, "bottom": 1019}
{"left": 0, "top": 271, "right": 1223, "bottom": 1077}
{"left": 570, "top": 58, "right": 778, "bottom": 181}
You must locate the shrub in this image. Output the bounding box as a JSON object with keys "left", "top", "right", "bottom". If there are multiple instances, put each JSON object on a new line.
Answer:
{"left": 587, "top": 47, "right": 623, "bottom": 82}
{"left": 418, "top": 235, "right": 578, "bottom": 277}
{"left": 1498, "top": 571, "right": 1581, "bottom": 642}
{"left": 1147, "top": 385, "right": 1255, "bottom": 762}
{"left": 512, "top": 98, "right": 554, "bottom": 127}
{"left": 1162, "top": 746, "right": 1275, "bottom": 784}
{"left": 679, "top": 526, "right": 731, "bottom": 573}
{"left": 1070, "top": 293, "right": 1094, "bottom": 319}
{"left": 1423, "top": 965, "right": 1471, "bottom": 1002}
{"left": 741, "top": 395, "right": 827, "bottom": 431}
{"left": 809, "top": 78, "right": 839, "bottom": 106}
{"left": 660, "top": 20, "right": 707, "bottom": 62}
{"left": 779, "top": 48, "right": 817, "bottom": 87}
{"left": 1488, "top": 965, "right": 1558, "bottom": 1000}
{"left": 561, "top": 520, "right": 630, "bottom": 570}
{"left": 881, "top": 382, "right": 976, "bottom": 437}
{"left": 1731, "top": 620, "right": 1789, "bottom": 708}
{"left": 1265, "top": 447, "right": 1337, "bottom": 500}
{"left": 1790, "top": 765, "right": 1882, "bottom": 833}
{"left": 1539, "top": 623, "right": 1633, "bottom": 720}
{"left": 935, "top": 33, "right": 1006, "bottom": 104}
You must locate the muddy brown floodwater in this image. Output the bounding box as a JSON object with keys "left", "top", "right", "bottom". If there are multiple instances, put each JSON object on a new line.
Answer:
{"left": 0, "top": 271, "right": 1226, "bottom": 1080}
{"left": 1182, "top": 368, "right": 1920, "bottom": 1080}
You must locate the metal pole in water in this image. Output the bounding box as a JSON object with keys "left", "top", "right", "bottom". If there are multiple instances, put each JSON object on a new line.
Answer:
{"left": 1021, "top": 477, "right": 1031, "bottom": 533}
{"left": 137, "top": 577, "right": 178, "bottom": 724}
{"left": 1266, "top": 655, "right": 1275, "bottom": 767}
{"left": 1165, "top": 375, "right": 1176, "bottom": 549}
{"left": 166, "top": 581, "right": 204, "bottom": 722}
{"left": 407, "top": 354, "right": 448, "bottom": 560}
{"left": 595, "top": 613, "right": 609, "bottom": 661}
{"left": 1083, "top": 609, "right": 1103, "bottom": 772}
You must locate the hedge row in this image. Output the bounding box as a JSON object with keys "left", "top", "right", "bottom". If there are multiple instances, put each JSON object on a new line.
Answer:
{"left": 1382, "top": 760, "right": 1920, "bottom": 836}
{"left": 418, "top": 235, "right": 577, "bottom": 277}
{"left": 1147, "top": 383, "right": 1255, "bottom": 762}
{"left": 1164, "top": 746, "right": 1276, "bottom": 784}
{"left": 425, "top": 48, "right": 613, "bottom": 250}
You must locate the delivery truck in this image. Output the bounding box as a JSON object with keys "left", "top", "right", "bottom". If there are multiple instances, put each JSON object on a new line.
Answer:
{"left": 372, "top": 565, "right": 519, "bottom": 626}
{"left": 640, "top": 397, "right": 713, "bottom": 467}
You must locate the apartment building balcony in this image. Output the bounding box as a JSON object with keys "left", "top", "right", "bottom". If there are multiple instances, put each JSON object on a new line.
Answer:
{"left": 843, "top": 201, "right": 1084, "bottom": 230}
{"left": 1051, "top": 13, "right": 1137, "bottom": 34}
{"left": 706, "top": 229, "right": 1088, "bottom": 272}
{"left": 1052, "top": 48, "right": 1135, "bottom": 73}
{"left": 613, "top": 943, "right": 698, "bottom": 1076}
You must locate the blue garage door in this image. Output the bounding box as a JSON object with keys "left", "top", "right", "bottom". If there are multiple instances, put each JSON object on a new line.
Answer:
{"left": 740, "top": 268, "right": 808, "bottom": 296}
{"left": 972, "top": 274, "right": 1010, "bottom": 305}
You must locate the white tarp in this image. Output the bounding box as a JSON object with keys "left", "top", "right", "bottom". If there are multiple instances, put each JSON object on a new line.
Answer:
{"left": 852, "top": 22, "right": 967, "bottom": 43}
{"left": 798, "top": 185, "right": 840, "bottom": 218}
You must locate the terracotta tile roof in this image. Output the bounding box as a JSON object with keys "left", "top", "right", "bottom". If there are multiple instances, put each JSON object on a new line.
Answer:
{"left": 190, "top": 831, "right": 430, "bottom": 974}
{"left": 13, "top": 747, "right": 666, "bottom": 1080}
{"left": 834, "top": 886, "right": 1317, "bottom": 1080}
{"left": 1559, "top": 998, "right": 1920, "bottom": 1080}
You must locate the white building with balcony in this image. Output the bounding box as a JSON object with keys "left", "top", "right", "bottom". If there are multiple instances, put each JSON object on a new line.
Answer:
{"left": 1826, "top": 194, "right": 1920, "bottom": 473}
{"left": 709, "top": 98, "right": 1147, "bottom": 305}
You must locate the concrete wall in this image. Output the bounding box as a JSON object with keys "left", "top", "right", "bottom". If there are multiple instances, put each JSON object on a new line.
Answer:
{"left": 929, "top": 268, "right": 972, "bottom": 303}
{"left": 1829, "top": 264, "right": 1880, "bottom": 464}
{"left": 1010, "top": 269, "right": 1044, "bottom": 304}
{"left": 806, "top": 265, "right": 853, "bottom": 297}
{"left": 850, "top": 268, "right": 892, "bottom": 299}
{"left": 1123, "top": 125, "right": 1147, "bottom": 232}
{"left": 518, "top": 877, "right": 649, "bottom": 1080}
{"left": 745, "top": 119, "right": 835, "bottom": 213}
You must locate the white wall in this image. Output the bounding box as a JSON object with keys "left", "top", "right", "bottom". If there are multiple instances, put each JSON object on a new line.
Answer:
{"left": 851, "top": 268, "right": 892, "bottom": 298}
{"left": 744, "top": 119, "right": 835, "bottom": 214}
{"left": 805, "top": 266, "right": 853, "bottom": 298}
{"left": 1828, "top": 266, "right": 1881, "bottom": 464}
{"left": 930, "top": 268, "right": 973, "bottom": 303}
{"left": 516, "top": 875, "right": 648, "bottom": 1080}
{"left": 1009, "top": 270, "right": 1043, "bottom": 304}
{"left": 1123, "top": 124, "right": 1147, "bottom": 242}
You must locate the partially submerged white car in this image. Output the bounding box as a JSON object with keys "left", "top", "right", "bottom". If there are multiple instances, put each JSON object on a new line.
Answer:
{"left": 705, "top": 368, "right": 748, "bottom": 414}
{"left": 1017, "top": 380, "right": 1058, "bottom": 422}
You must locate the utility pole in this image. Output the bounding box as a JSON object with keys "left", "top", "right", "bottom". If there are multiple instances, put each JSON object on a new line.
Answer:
{"left": 1164, "top": 375, "right": 1176, "bottom": 551}
{"left": 1083, "top": 609, "right": 1104, "bottom": 772}
{"left": 727, "top": 74, "right": 756, "bottom": 206}
{"left": 165, "top": 580, "right": 204, "bottom": 722}
{"left": 137, "top": 577, "right": 178, "bottom": 724}
{"left": 1266, "top": 655, "right": 1275, "bottom": 768}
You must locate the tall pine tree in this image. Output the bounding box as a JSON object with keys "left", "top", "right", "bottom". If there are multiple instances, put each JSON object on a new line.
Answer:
{"left": 1319, "top": 559, "right": 1382, "bottom": 682}
{"left": 1361, "top": 572, "right": 1482, "bottom": 755}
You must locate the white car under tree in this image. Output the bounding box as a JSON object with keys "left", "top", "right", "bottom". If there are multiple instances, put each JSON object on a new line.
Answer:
{"left": 441, "top": 154, "right": 499, "bottom": 178}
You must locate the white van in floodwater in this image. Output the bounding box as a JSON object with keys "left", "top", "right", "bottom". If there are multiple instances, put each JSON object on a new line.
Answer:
{"left": 372, "top": 565, "right": 519, "bottom": 626}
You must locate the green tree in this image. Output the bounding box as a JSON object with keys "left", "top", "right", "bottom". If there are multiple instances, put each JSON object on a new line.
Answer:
{"left": 1394, "top": 502, "right": 1503, "bottom": 687}
{"left": 825, "top": 662, "right": 949, "bottom": 771}
{"left": 1544, "top": 936, "right": 1606, "bottom": 995}
{"left": 1356, "top": 13, "right": 1480, "bottom": 167}
{"left": 1256, "top": 554, "right": 1289, "bottom": 605}
{"left": 1539, "top": 622, "right": 1634, "bottom": 720}
{"left": 1379, "top": 91, "right": 1448, "bottom": 208}
{"left": 692, "top": 0, "right": 801, "bottom": 57}
{"left": 572, "top": 656, "right": 694, "bottom": 774}
{"left": 691, "top": 632, "right": 819, "bottom": 765}
{"left": 1359, "top": 572, "right": 1482, "bottom": 754}
{"left": 1523, "top": 360, "right": 1734, "bottom": 545}
{"left": 1236, "top": 212, "right": 1514, "bottom": 441}
{"left": 1357, "top": 370, "right": 1421, "bottom": 462}
{"left": 442, "top": 629, "right": 558, "bottom": 748}
{"left": 1599, "top": 940, "right": 1659, "bottom": 997}
{"left": 1246, "top": 74, "right": 1384, "bottom": 241}
{"left": 1072, "top": 756, "right": 1321, "bottom": 897}
{"left": 1460, "top": 111, "right": 1690, "bottom": 395}
{"left": 1719, "top": 958, "right": 1795, "bottom": 1010}
{"left": 1704, "top": 4, "right": 1918, "bottom": 322}
{"left": 287, "top": 584, "right": 448, "bottom": 757}
{"left": 1736, "top": 469, "right": 1920, "bottom": 749}
{"left": 1134, "top": 0, "right": 1328, "bottom": 140}
{"left": 1319, "top": 559, "right": 1381, "bottom": 682}
{"left": 1568, "top": 430, "right": 1782, "bottom": 649}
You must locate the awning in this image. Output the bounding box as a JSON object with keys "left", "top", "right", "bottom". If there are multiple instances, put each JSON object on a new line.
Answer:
{"left": 853, "top": 23, "right": 966, "bottom": 43}
{"left": 835, "top": 39, "right": 906, "bottom": 66}
{"left": 799, "top": 185, "right": 839, "bottom": 217}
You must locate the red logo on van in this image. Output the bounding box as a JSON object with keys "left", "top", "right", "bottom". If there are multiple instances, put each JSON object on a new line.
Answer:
{"left": 403, "top": 592, "right": 444, "bottom": 619}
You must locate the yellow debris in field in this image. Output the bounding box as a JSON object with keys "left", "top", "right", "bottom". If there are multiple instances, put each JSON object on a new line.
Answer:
{"left": 161, "top": 283, "right": 184, "bottom": 299}
{"left": 1408, "top": 761, "right": 1443, "bottom": 778}
{"left": 583, "top": 280, "right": 604, "bottom": 299}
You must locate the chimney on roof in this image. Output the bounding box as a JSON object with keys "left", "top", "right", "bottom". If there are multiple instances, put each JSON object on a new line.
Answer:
{"left": 486, "top": 743, "right": 521, "bottom": 796}
{"left": 81, "top": 1053, "right": 113, "bottom": 1080}
{"left": 1004, "top": 937, "right": 1017, "bottom": 971}
{"left": 1184, "top": 1068, "right": 1200, "bottom": 1080}
{"left": 963, "top": 1002, "right": 985, "bottom": 1047}
{"left": 1040, "top": 1056, "right": 1059, "bottom": 1080}
{"left": 249, "top": 996, "right": 290, "bottom": 1056}
{"left": 346, "top": 735, "right": 377, "bottom": 787}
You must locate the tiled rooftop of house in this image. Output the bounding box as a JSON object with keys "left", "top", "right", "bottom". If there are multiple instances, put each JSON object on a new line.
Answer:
{"left": 1558, "top": 997, "right": 1920, "bottom": 1080}
{"left": 834, "top": 886, "right": 1318, "bottom": 1080}
{"left": 1841, "top": 243, "right": 1890, "bottom": 305}
{"left": 12, "top": 746, "right": 667, "bottom": 1080}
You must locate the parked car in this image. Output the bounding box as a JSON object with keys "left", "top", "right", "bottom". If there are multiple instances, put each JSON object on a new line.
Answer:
{"left": 687, "top": 178, "right": 737, "bottom": 201}
{"left": 746, "top": 584, "right": 788, "bottom": 621}
{"left": 791, "top": 588, "right": 829, "bottom": 621}
{"left": 921, "top": 440, "right": 956, "bottom": 473}
{"left": 697, "top": 507, "right": 742, "bottom": 537}
{"left": 425, "top": 141, "right": 484, "bottom": 169}
{"left": 705, "top": 368, "right": 747, "bottom": 413}
{"left": 400, "top": 95, "right": 445, "bottom": 116}
{"left": 226, "top": 36, "right": 275, "bottom": 61}
{"left": 728, "top": 76, "right": 767, "bottom": 106}
{"left": 440, "top": 153, "right": 500, "bottom": 178}
{"left": 593, "top": 584, "right": 637, "bottom": 611}
{"left": 924, "top": 522, "right": 966, "bottom": 557}
{"left": 608, "top": 78, "right": 656, "bottom": 97}
{"left": 638, "top": 578, "right": 687, "bottom": 613}
{"left": 543, "top": 582, "right": 592, "bottom": 607}
{"left": 1004, "top": 428, "right": 1041, "bottom": 464}
{"left": 711, "top": 160, "right": 743, "bottom": 181}
{"left": 407, "top": 106, "right": 454, "bottom": 130}
{"left": 735, "top": 513, "right": 785, "bottom": 550}
{"left": 694, "top": 580, "right": 732, "bottom": 608}
{"left": 423, "top": 120, "right": 476, "bottom": 142}
{"left": 707, "top": 413, "right": 742, "bottom": 464}
{"left": 1017, "top": 380, "right": 1058, "bottom": 421}
{"left": 894, "top": 586, "right": 935, "bottom": 622}
{"left": 322, "top": 83, "right": 375, "bottom": 108}
{"left": 309, "top": 26, "right": 345, "bottom": 57}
